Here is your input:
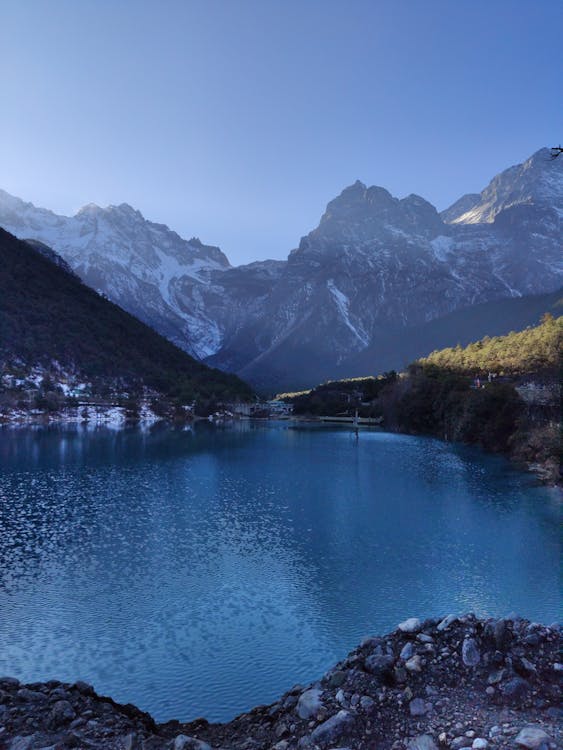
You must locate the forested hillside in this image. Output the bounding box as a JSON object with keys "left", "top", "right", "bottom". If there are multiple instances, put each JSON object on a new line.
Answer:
{"left": 0, "top": 228, "right": 253, "bottom": 406}
{"left": 417, "top": 313, "right": 562, "bottom": 375}
{"left": 282, "top": 315, "right": 561, "bottom": 483}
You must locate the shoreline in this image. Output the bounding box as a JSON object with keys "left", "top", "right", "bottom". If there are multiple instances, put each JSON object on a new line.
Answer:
{"left": 1, "top": 410, "right": 559, "bottom": 488}
{"left": 1, "top": 614, "right": 560, "bottom": 749}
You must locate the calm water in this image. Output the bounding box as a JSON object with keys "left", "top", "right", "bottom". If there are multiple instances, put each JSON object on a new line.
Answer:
{"left": 0, "top": 423, "right": 560, "bottom": 722}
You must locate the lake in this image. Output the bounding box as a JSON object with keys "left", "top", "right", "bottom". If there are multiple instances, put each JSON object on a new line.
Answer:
{"left": 0, "top": 422, "right": 559, "bottom": 722}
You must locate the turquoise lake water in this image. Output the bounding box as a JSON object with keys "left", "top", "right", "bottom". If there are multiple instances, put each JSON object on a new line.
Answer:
{"left": 0, "top": 423, "right": 560, "bottom": 722}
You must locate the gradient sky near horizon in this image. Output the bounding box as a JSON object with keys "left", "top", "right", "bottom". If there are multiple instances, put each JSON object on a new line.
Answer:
{"left": 1, "top": 0, "right": 561, "bottom": 265}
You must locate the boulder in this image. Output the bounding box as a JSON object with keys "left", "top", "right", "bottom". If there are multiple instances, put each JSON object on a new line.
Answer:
{"left": 408, "top": 735, "right": 438, "bottom": 750}
{"left": 514, "top": 727, "right": 551, "bottom": 749}
{"left": 409, "top": 697, "right": 430, "bottom": 716}
{"left": 310, "top": 710, "right": 353, "bottom": 744}
{"left": 461, "top": 638, "right": 480, "bottom": 667}
{"left": 296, "top": 688, "right": 323, "bottom": 720}
{"left": 400, "top": 642, "right": 415, "bottom": 660}
{"left": 500, "top": 676, "right": 530, "bottom": 704}
{"left": 437, "top": 614, "right": 457, "bottom": 631}
{"left": 48, "top": 699, "right": 76, "bottom": 729}
{"left": 399, "top": 618, "right": 422, "bottom": 634}
{"left": 173, "top": 736, "right": 212, "bottom": 750}
{"left": 364, "top": 653, "right": 395, "bottom": 677}
{"left": 405, "top": 655, "right": 423, "bottom": 672}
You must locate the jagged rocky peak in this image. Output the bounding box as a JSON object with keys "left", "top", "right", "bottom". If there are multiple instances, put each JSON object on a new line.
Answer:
{"left": 443, "top": 147, "right": 563, "bottom": 224}
{"left": 299, "top": 180, "right": 444, "bottom": 253}
{"left": 76, "top": 201, "right": 148, "bottom": 229}
{"left": 75, "top": 202, "right": 102, "bottom": 216}
{"left": 320, "top": 180, "right": 394, "bottom": 223}
{"left": 113, "top": 201, "right": 140, "bottom": 215}
{"left": 399, "top": 193, "right": 443, "bottom": 231}
{"left": 0, "top": 189, "right": 63, "bottom": 230}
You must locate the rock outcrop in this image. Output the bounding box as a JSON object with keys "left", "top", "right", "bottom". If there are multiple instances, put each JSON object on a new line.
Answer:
{"left": 1, "top": 614, "right": 560, "bottom": 749}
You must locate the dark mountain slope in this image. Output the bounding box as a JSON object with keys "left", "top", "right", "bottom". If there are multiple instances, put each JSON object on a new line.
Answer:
{"left": 331, "top": 288, "right": 563, "bottom": 384}
{"left": 0, "top": 228, "right": 252, "bottom": 401}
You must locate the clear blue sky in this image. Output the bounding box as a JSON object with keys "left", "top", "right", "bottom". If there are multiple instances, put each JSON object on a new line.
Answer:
{"left": 1, "top": 0, "right": 561, "bottom": 265}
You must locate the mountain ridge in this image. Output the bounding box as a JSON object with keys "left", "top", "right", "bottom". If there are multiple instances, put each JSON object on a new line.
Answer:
{"left": 0, "top": 227, "right": 252, "bottom": 404}
{"left": 1, "top": 147, "right": 561, "bottom": 390}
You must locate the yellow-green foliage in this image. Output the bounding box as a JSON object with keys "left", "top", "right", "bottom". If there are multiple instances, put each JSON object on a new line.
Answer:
{"left": 418, "top": 314, "right": 562, "bottom": 375}
{"left": 276, "top": 389, "right": 311, "bottom": 400}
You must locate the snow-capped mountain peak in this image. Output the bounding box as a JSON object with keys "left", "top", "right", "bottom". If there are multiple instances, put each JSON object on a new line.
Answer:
{"left": 0, "top": 191, "right": 231, "bottom": 358}
{"left": 1, "top": 147, "right": 560, "bottom": 388}
{"left": 442, "top": 147, "right": 563, "bottom": 224}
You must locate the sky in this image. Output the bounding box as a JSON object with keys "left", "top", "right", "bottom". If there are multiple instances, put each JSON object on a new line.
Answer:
{"left": 0, "top": 0, "right": 561, "bottom": 266}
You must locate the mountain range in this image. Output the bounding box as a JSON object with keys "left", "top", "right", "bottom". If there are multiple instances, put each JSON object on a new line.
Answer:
{"left": 1, "top": 147, "right": 561, "bottom": 390}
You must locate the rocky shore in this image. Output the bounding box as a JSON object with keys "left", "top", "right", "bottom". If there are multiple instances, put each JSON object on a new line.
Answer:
{"left": 1, "top": 614, "right": 560, "bottom": 750}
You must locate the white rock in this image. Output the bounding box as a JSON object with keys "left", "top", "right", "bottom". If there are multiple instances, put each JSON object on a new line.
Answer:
{"left": 173, "top": 737, "right": 212, "bottom": 750}
{"left": 437, "top": 614, "right": 457, "bottom": 631}
{"left": 406, "top": 654, "right": 423, "bottom": 672}
{"left": 399, "top": 617, "right": 422, "bottom": 633}
{"left": 296, "top": 688, "right": 323, "bottom": 720}
{"left": 408, "top": 735, "right": 439, "bottom": 750}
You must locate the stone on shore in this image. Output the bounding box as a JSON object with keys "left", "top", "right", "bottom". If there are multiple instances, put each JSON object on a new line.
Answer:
{"left": 296, "top": 688, "right": 323, "bottom": 720}
{"left": 408, "top": 735, "right": 439, "bottom": 750}
{"left": 310, "top": 710, "right": 353, "bottom": 744}
{"left": 515, "top": 726, "right": 552, "bottom": 749}
{"left": 462, "top": 638, "right": 480, "bottom": 667}
{"left": 399, "top": 618, "right": 422, "bottom": 634}
{"left": 173, "top": 736, "right": 212, "bottom": 750}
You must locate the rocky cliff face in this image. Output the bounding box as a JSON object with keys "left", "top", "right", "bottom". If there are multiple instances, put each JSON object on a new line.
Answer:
{"left": 1, "top": 148, "right": 561, "bottom": 389}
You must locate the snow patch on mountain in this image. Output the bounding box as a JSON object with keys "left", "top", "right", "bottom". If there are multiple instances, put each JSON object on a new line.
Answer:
{"left": 327, "top": 279, "right": 370, "bottom": 348}
{"left": 1, "top": 147, "right": 561, "bottom": 388}
{"left": 430, "top": 235, "right": 455, "bottom": 261}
